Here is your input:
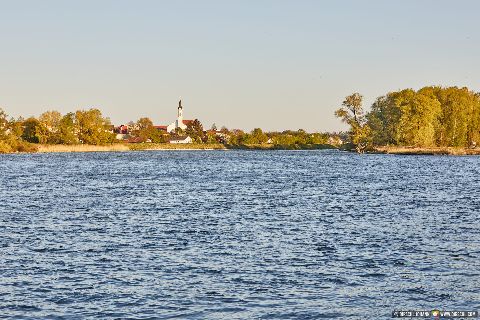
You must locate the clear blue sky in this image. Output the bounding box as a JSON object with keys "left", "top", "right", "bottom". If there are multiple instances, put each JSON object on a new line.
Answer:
{"left": 1, "top": 0, "right": 479, "bottom": 131}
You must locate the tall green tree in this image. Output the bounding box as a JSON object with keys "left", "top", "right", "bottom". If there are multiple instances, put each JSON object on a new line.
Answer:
{"left": 396, "top": 88, "right": 441, "bottom": 147}
{"left": 243, "top": 128, "right": 268, "bottom": 144}
{"left": 75, "top": 109, "right": 115, "bottom": 145}
{"left": 8, "top": 117, "right": 25, "bottom": 139}
{"left": 39, "top": 110, "right": 63, "bottom": 143}
{"left": 132, "top": 117, "right": 161, "bottom": 142}
{"left": 22, "top": 117, "right": 48, "bottom": 143}
{"left": 367, "top": 94, "right": 402, "bottom": 145}
{"left": 186, "top": 119, "right": 204, "bottom": 142}
{"left": 335, "top": 93, "right": 372, "bottom": 152}
{"left": 0, "top": 108, "right": 8, "bottom": 140}
{"left": 58, "top": 113, "right": 78, "bottom": 144}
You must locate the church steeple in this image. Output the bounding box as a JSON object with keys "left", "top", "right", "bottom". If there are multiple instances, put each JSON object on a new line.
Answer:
{"left": 177, "top": 99, "right": 183, "bottom": 119}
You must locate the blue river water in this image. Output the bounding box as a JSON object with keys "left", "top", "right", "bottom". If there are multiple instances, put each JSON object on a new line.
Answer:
{"left": 0, "top": 150, "right": 479, "bottom": 319}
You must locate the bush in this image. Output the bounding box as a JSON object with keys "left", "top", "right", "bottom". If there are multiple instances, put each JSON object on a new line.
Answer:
{"left": 0, "top": 140, "right": 13, "bottom": 153}
{"left": 0, "top": 138, "right": 38, "bottom": 153}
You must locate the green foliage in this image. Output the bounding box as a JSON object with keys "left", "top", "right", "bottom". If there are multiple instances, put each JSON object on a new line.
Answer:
{"left": 220, "top": 127, "right": 331, "bottom": 148}
{"left": 242, "top": 128, "right": 268, "bottom": 144}
{"left": 132, "top": 117, "right": 161, "bottom": 142}
{"left": 39, "top": 110, "right": 63, "bottom": 143}
{"left": 8, "top": 117, "right": 25, "bottom": 139}
{"left": 367, "top": 94, "right": 402, "bottom": 145}
{"left": 361, "top": 86, "right": 480, "bottom": 148}
{"left": 22, "top": 117, "right": 48, "bottom": 143}
{"left": 75, "top": 109, "right": 115, "bottom": 145}
{"left": 335, "top": 93, "right": 372, "bottom": 152}
{"left": 185, "top": 119, "right": 204, "bottom": 142}
{"left": 57, "top": 113, "right": 78, "bottom": 145}
{"left": 0, "top": 140, "right": 12, "bottom": 153}
{"left": 0, "top": 108, "right": 9, "bottom": 140}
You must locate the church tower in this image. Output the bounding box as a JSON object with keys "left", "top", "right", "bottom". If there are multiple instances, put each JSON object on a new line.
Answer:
{"left": 175, "top": 99, "right": 185, "bottom": 129}
{"left": 167, "top": 98, "right": 189, "bottom": 132}
{"left": 177, "top": 99, "right": 183, "bottom": 119}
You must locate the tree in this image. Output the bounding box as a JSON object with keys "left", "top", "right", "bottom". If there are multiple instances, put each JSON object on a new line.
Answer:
{"left": 8, "top": 117, "right": 25, "bottom": 139}
{"left": 396, "top": 88, "right": 441, "bottom": 147}
{"left": 336, "top": 93, "right": 364, "bottom": 124}
{"left": 58, "top": 113, "right": 78, "bottom": 144}
{"left": 22, "top": 117, "right": 48, "bottom": 143}
{"left": 244, "top": 128, "right": 268, "bottom": 144}
{"left": 335, "top": 93, "right": 372, "bottom": 152}
{"left": 367, "top": 94, "right": 402, "bottom": 146}
{"left": 186, "top": 119, "right": 204, "bottom": 142}
{"left": 39, "top": 110, "right": 63, "bottom": 143}
{"left": 74, "top": 109, "right": 115, "bottom": 145}
{"left": 131, "top": 117, "right": 161, "bottom": 142}
{"left": 0, "top": 108, "right": 8, "bottom": 140}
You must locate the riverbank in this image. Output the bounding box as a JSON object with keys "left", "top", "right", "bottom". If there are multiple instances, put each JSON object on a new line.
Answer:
{"left": 35, "top": 143, "right": 227, "bottom": 153}
{"left": 375, "top": 146, "right": 480, "bottom": 155}
{"left": 226, "top": 143, "right": 336, "bottom": 150}
{"left": 27, "top": 143, "right": 336, "bottom": 153}
{"left": 37, "top": 144, "right": 130, "bottom": 153}
{"left": 5, "top": 143, "right": 480, "bottom": 155}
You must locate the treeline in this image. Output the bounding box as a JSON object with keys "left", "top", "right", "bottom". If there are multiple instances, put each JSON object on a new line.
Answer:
{"left": 226, "top": 128, "right": 330, "bottom": 146}
{"left": 131, "top": 120, "right": 334, "bottom": 147}
{"left": 0, "top": 106, "right": 339, "bottom": 153}
{"left": 336, "top": 86, "right": 480, "bottom": 152}
{"left": 126, "top": 118, "right": 334, "bottom": 146}
{"left": 0, "top": 108, "right": 115, "bottom": 153}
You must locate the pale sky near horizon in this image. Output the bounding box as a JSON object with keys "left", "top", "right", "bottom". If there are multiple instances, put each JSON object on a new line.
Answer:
{"left": 1, "top": 0, "right": 479, "bottom": 132}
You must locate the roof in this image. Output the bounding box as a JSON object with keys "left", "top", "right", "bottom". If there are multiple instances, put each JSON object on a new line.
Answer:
{"left": 154, "top": 125, "right": 168, "bottom": 130}
{"left": 127, "top": 137, "right": 144, "bottom": 143}
{"left": 182, "top": 120, "right": 194, "bottom": 125}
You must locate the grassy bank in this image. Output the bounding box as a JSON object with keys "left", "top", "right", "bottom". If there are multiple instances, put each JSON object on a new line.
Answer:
{"left": 375, "top": 146, "right": 480, "bottom": 155}
{"left": 8, "top": 143, "right": 480, "bottom": 155}
{"left": 37, "top": 144, "right": 131, "bottom": 153}
{"left": 226, "top": 143, "right": 337, "bottom": 150}
{"left": 129, "top": 143, "right": 227, "bottom": 151}
{"left": 32, "top": 143, "right": 336, "bottom": 153}
{"left": 36, "top": 143, "right": 227, "bottom": 153}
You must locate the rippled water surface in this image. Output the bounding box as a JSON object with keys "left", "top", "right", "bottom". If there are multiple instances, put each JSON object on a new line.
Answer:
{"left": 0, "top": 150, "right": 479, "bottom": 319}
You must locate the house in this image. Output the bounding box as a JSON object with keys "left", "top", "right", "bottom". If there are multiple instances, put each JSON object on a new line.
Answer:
{"left": 166, "top": 100, "right": 194, "bottom": 133}
{"left": 114, "top": 124, "right": 130, "bottom": 140}
{"left": 170, "top": 136, "right": 193, "bottom": 144}
{"left": 154, "top": 125, "right": 168, "bottom": 132}
{"left": 114, "top": 125, "right": 129, "bottom": 134}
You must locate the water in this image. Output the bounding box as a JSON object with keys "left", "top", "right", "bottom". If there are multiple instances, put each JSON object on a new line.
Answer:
{"left": 0, "top": 150, "right": 479, "bottom": 319}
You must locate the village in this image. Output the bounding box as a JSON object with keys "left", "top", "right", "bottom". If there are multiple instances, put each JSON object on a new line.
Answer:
{"left": 113, "top": 100, "right": 229, "bottom": 144}
{"left": 1, "top": 99, "right": 344, "bottom": 153}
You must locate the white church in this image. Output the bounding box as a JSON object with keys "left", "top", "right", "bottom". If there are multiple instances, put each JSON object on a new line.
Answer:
{"left": 166, "top": 99, "right": 193, "bottom": 133}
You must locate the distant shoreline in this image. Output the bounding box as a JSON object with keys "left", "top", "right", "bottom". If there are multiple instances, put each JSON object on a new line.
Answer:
{"left": 34, "top": 143, "right": 227, "bottom": 153}
{"left": 29, "top": 143, "right": 335, "bottom": 153}
{"left": 3, "top": 144, "right": 480, "bottom": 155}
{"left": 373, "top": 146, "right": 480, "bottom": 155}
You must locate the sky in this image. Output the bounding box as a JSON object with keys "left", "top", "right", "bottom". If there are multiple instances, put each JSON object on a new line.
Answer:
{"left": 0, "top": 0, "right": 479, "bottom": 132}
